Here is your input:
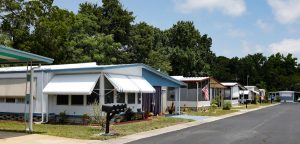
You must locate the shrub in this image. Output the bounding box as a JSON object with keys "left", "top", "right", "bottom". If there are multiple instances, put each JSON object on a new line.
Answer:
{"left": 58, "top": 111, "right": 67, "bottom": 124}
{"left": 223, "top": 101, "right": 232, "bottom": 110}
{"left": 275, "top": 96, "right": 281, "bottom": 102}
{"left": 211, "top": 95, "right": 221, "bottom": 107}
{"left": 210, "top": 103, "right": 218, "bottom": 112}
{"left": 125, "top": 108, "right": 135, "bottom": 121}
{"left": 91, "top": 101, "right": 106, "bottom": 131}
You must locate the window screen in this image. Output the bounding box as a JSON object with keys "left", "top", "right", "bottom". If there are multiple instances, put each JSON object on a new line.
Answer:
{"left": 71, "top": 95, "right": 84, "bottom": 105}
{"left": 128, "top": 93, "right": 135, "bottom": 104}
{"left": 117, "top": 92, "right": 125, "bottom": 103}
{"left": 6, "top": 98, "right": 15, "bottom": 103}
{"left": 16, "top": 98, "right": 25, "bottom": 103}
{"left": 105, "top": 90, "right": 114, "bottom": 104}
{"left": 138, "top": 93, "right": 141, "bottom": 104}
{"left": 87, "top": 90, "right": 99, "bottom": 105}
{"left": 57, "top": 95, "right": 69, "bottom": 105}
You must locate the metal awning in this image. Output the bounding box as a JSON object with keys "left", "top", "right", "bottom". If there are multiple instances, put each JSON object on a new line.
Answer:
{"left": 0, "top": 78, "right": 36, "bottom": 97}
{"left": 105, "top": 74, "right": 156, "bottom": 93}
{"left": 43, "top": 74, "right": 100, "bottom": 95}
{"left": 0, "top": 45, "right": 53, "bottom": 64}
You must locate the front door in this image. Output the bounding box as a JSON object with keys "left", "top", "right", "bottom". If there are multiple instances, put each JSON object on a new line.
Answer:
{"left": 142, "top": 86, "right": 161, "bottom": 115}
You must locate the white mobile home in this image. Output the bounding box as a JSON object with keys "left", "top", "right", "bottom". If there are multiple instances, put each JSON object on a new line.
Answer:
{"left": 0, "top": 63, "right": 185, "bottom": 122}
{"left": 242, "top": 86, "right": 260, "bottom": 102}
{"left": 269, "top": 91, "right": 300, "bottom": 102}
{"left": 168, "top": 76, "right": 225, "bottom": 109}
{"left": 221, "top": 82, "right": 246, "bottom": 106}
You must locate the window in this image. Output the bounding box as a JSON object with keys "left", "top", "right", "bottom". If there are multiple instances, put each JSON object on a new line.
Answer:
{"left": 225, "top": 89, "right": 231, "bottom": 100}
{"left": 87, "top": 90, "right": 99, "bottom": 105}
{"left": 94, "top": 81, "right": 100, "bottom": 90}
{"left": 105, "top": 90, "right": 114, "bottom": 104}
{"left": 6, "top": 98, "right": 15, "bottom": 103}
{"left": 117, "top": 92, "right": 125, "bottom": 103}
{"left": 0, "top": 98, "right": 5, "bottom": 103}
{"left": 71, "top": 95, "right": 84, "bottom": 105}
{"left": 128, "top": 93, "right": 135, "bottom": 104}
{"left": 138, "top": 93, "right": 141, "bottom": 104}
{"left": 167, "top": 87, "right": 176, "bottom": 101}
{"left": 57, "top": 95, "right": 69, "bottom": 105}
{"left": 16, "top": 98, "right": 25, "bottom": 103}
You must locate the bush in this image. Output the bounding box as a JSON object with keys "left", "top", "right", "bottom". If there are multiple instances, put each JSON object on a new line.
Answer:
{"left": 223, "top": 101, "right": 232, "bottom": 110}
{"left": 275, "top": 96, "right": 281, "bottom": 102}
{"left": 58, "top": 111, "right": 67, "bottom": 124}
{"left": 211, "top": 95, "right": 221, "bottom": 107}
{"left": 210, "top": 103, "right": 218, "bottom": 112}
{"left": 125, "top": 108, "right": 135, "bottom": 121}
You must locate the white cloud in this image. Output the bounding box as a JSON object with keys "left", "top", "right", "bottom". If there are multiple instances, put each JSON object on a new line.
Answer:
{"left": 267, "top": 0, "right": 300, "bottom": 24}
{"left": 256, "top": 19, "right": 273, "bottom": 32}
{"left": 175, "top": 0, "right": 246, "bottom": 16}
{"left": 214, "top": 22, "right": 247, "bottom": 38}
{"left": 227, "top": 28, "right": 246, "bottom": 38}
{"left": 242, "top": 41, "right": 264, "bottom": 55}
{"left": 269, "top": 38, "right": 300, "bottom": 54}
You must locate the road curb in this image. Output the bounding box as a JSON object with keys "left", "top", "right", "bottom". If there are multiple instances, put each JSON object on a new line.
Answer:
{"left": 101, "top": 103, "right": 280, "bottom": 144}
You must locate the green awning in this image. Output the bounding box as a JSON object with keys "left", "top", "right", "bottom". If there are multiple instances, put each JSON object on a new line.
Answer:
{"left": 0, "top": 45, "right": 53, "bottom": 64}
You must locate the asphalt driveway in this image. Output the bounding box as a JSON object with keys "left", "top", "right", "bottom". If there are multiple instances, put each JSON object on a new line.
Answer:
{"left": 128, "top": 103, "right": 300, "bottom": 144}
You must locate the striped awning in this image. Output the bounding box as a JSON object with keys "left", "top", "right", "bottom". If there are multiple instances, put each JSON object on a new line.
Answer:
{"left": 0, "top": 45, "right": 53, "bottom": 64}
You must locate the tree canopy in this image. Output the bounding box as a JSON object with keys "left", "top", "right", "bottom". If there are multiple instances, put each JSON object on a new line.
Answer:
{"left": 0, "top": 0, "right": 299, "bottom": 91}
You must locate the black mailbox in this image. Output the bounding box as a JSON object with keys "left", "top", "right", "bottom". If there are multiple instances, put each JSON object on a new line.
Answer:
{"left": 102, "top": 104, "right": 127, "bottom": 134}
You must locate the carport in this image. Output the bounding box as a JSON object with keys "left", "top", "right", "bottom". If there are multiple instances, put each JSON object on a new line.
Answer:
{"left": 0, "top": 45, "right": 53, "bottom": 132}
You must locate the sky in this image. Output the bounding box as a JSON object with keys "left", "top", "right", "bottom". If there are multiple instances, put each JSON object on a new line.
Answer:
{"left": 53, "top": 0, "right": 300, "bottom": 60}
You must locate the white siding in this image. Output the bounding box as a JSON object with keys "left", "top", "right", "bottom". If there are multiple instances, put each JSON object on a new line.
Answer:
{"left": 102, "top": 66, "right": 142, "bottom": 76}
{"left": 232, "top": 86, "right": 240, "bottom": 98}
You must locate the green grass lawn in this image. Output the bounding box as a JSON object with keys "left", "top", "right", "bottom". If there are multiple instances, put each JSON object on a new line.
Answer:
{"left": 0, "top": 117, "right": 193, "bottom": 140}
{"left": 185, "top": 108, "right": 239, "bottom": 116}
{"left": 232, "top": 103, "right": 273, "bottom": 110}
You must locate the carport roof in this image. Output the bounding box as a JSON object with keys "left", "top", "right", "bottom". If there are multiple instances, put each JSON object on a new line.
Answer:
{"left": 0, "top": 45, "right": 53, "bottom": 64}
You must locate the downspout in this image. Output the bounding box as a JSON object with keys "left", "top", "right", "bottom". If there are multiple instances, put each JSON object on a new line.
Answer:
{"left": 40, "top": 70, "right": 44, "bottom": 123}
{"left": 196, "top": 82, "right": 199, "bottom": 110}
{"left": 178, "top": 87, "right": 181, "bottom": 114}
{"left": 37, "top": 70, "right": 45, "bottom": 123}
{"left": 45, "top": 72, "right": 49, "bottom": 123}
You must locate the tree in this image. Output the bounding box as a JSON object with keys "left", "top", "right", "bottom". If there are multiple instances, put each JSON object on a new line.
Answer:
{"left": 100, "top": 0, "right": 135, "bottom": 45}
{"left": 65, "top": 33, "right": 121, "bottom": 64}
{"left": 0, "top": 32, "right": 12, "bottom": 46}
{"left": 166, "top": 21, "right": 215, "bottom": 76}
{"left": 145, "top": 48, "right": 172, "bottom": 74}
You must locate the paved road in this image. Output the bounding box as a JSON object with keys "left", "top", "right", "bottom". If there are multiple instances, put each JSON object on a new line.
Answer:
{"left": 128, "top": 103, "right": 300, "bottom": 144}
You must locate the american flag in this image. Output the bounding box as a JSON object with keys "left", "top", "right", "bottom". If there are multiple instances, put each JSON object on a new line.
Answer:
{"left": 202, "top": 84, "right": 209, "bottom": 101}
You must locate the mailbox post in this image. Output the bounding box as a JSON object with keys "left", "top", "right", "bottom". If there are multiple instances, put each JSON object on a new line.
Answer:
{"left": 102, "top": 104, "right": 127, "bottom": 134}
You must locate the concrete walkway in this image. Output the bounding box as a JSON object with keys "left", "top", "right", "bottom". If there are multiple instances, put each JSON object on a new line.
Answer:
{"left": 0, "top": 104, "right": 278, "bottom": 144}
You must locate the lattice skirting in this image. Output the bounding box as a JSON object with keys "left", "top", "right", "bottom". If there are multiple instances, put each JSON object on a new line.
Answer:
{"left": 0, "top": 112, "right": 44, "bottom": 122}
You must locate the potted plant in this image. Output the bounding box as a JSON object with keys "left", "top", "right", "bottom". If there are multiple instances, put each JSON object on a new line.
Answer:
{"left": 148, "top": 112, "right": 154, "bottom": 117}
{"left": 167, "top": 102, "right": 175, "bottom": 114}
